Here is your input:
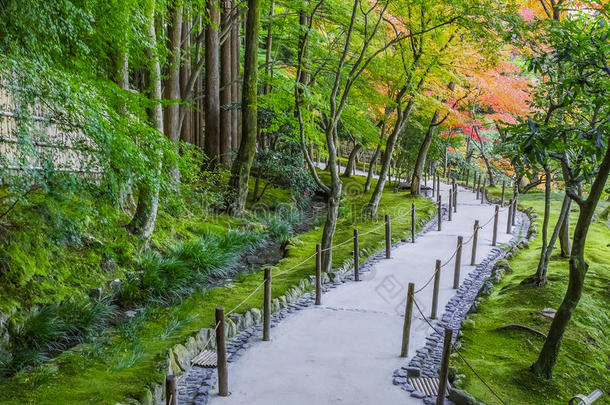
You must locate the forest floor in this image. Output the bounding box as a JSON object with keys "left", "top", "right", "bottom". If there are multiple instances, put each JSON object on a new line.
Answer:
{"left": 0, "top": 172, "right": 436, "bottom": 404}
{"left": 198, "top": 181, "right": 517, "bottom": 405}
{"left": 455, "top": 187, "right": 610, "bottom": 404}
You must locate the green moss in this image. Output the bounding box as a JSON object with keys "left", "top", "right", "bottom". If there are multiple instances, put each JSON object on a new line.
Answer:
{"left": 454, "top": 187, "right": 610, "bottom": 404}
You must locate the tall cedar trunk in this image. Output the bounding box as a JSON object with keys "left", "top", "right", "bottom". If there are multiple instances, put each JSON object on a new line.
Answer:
{"left": 263, "top": 0, "right": 274, "bottom": 96}
{"left": 365, "top": 123, "right": 384, "bottom": 192}
{"left": 164, "top": 2, "right": 182, "bottom": 181}
{"left": 261, "top": 0, "right": 274, "bottom": 149}
{"left": 227, "top": 0, "right": 260, "bottom": 214}
{"left": 128, "top": 0, "right": 163, "bottom": 238}
{"left": 343, "top": 143, "right": 361, "bottom": 177}
{"left": 205, "top": 1, "right": 221, "bottom": 164}
{"left": 523, "top": 165, "right": 552, "bottom": 285}
{"left": 531, "top": 145, "right": 610, "bottom": 377}
{"left": 410, "top": 110, "right": 440, "bottom": 196}
{"left": 114, "top": 50, "right": 129, "bottom": 90}
{"left": 180, "top": 15, "right": 192, "bottom": 144}
{"left": 164, "top": 2, "right": 182, "bottom": 143}
{"left": 220, "top": 0, "right": 233, "bottom": 164}
{"left": 231, "top": 8, "right": 240, "bottom": 150}
{"left": 365, "top": 100, "right": 415, "bottom": 216}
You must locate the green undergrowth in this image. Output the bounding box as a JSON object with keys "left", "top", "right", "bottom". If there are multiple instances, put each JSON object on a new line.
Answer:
{"left": 0, "top": 172, "right": 435, "bottom": 404}
{"left": 454, "top": 187, "right": 610, "bottom": 404}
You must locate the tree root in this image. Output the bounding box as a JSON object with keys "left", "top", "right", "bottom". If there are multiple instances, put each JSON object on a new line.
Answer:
{"left": 496, "top": 324, "right": 547, "bottom": 339}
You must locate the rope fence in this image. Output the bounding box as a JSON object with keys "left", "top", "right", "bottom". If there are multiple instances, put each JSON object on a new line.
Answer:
{"left": 180, "top": 180, "right": 517, "bottom": 403}
{"left": 412, "top": 297, "right": 507, "bottom": 405}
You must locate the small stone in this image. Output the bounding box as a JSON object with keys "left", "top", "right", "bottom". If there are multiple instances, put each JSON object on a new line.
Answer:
{"left": 393, "top": 376, "right": 407, "bottom": 385}
{"left": 402, "top": 366, "right": 421, "bottom": 378}
{"left": 411, "top": 390, "right": 426, "bottom": 399}
{"left": 401, "top": 383, "right": 415, "bottom": 392}
{"left": 393, "top": 368, "right": 408, "bottom": 377}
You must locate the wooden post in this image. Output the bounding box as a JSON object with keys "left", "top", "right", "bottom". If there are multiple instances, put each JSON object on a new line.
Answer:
{"left": 431, "top": 259, "right": 441, "bottom": 320}
{"left": 432, "top": 173, "right": 436, "bottom": 197}
{"left": 471, "top": 220, "right": 479, "bottom": 265}
{"left": 215, "top": 307, "right": 229, "bottom": 396}
{"left": 353, "top": 229, "right": 360, "bottom": 281}
{"left": 472, "top": 173, "right": 477, "bottom": 193}
{"left": 512, "top": 196, "right": 517, "bottom": 226}
{"left": 481, "top": 177, "right": 486, "bottom": 204}
{"left": 315, "top": 243, "right": 322, "bottom": 305}
{"left": 437, "top": 175, "right": 440, "bottom": 198}
{"left": 411, "top": 203, "right": 416, "bottom": 243}
{"left": 453, "top": 236, "right": 463, "bottom": 289}
{"left": 165, "top": 375, "right": 177, "bottom": 405}
{"left": 263, "top": 268, "right": 271, "bottom": 341}
{"left": 474, "top": 178, "right": 481, "bottom": 200}
{"left": 437, "top": 328, "right": 454, "bottom": 405}
{"left": 453, "top": 182, "right": 457, "bottom": 213}
{"left": 448, "top": 192, "right": 452, "bottom": 221}
{"left": 400, "top": 283, "right": 415, "bottom": 357}
{"left": 424, "top": 170, "right": 428, "bottom": 187}
{"left": 437, "top": 195, "right": 442, "bottom": 231}
{"left": 385, "top": 214, "right": 391, "bottom": 259}
{"left": 501, "top": 180, "right": 506, "bottom": 206}
{"left": 492, "top": 205, "right": 499, "bottom": 246}
{"left": 507, "top": 199, "right": 513, "bottom": 234}
{"left": 465, "top": 169, "right": 469, "bottom": 188}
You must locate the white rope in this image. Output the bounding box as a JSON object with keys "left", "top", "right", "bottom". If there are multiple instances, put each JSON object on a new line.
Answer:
{"left": 226, "top": 280, "right": 266, "bottom": 316}
{"left": 273, "top": 252, "right": 317, "bottom": 278}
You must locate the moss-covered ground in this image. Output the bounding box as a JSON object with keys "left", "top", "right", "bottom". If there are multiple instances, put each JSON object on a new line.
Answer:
{"left": 454, "top": 186, "right": 610, "bottom": 404}
{"left": 0, "top": 172, "right": 434, "bottom": 404}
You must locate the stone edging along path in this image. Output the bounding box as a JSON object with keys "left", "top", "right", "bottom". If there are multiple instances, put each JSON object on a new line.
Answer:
{"left": 138, "top": 187, "right": 537, "bottom": 405}
{"left": 395, "top": 206, "right": 532, "bottom": 405}
{"left": 175, "top": 203, "right": 443, "bottom": 405}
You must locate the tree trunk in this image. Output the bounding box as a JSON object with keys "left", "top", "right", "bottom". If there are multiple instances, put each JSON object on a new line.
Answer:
{"left": 231, "top": 7, "right": 240, "bottom": 151}
{"left": 205, "top": 1, "right": 221, "bottom": 164}
{"left": 522, "top": 165, "right": 552, "bottom": 285}
{"left": 365, "top": 124, "right": 384, "bottom": 192}
{"left": 410, "top": 110, "right": 440, "bottom": 196}
{"left": 321, "top": 125, "right": 342, "bottom": 273}
{"left": 343, "top": 143, "right": 361, "bottom": 177}
{"left": 180, "top": 14, "right": 192, "bottom": 144}
{"left": 128, "top": 0, "right": 163, "bottom": 239}
{"left": 220, "top": 0, "right": 233, "bottom": 164}
{"left": 365, "top": 100, "right": 414, "bottom": 217}
{"left": 164, "top": 2, "right": 182, "bottom": 143}
{"left": 164, "top": 2, "right": 182, "bottom": 180}
{"left": 227, "top": 0, "right": 260, "bottom": 214}
{"left": 263, "top": 0, "right": 274, "bottom": 96}
{"left": 559, "top": 200, "right": 572, "bottom": 257}
{"left": 542, "top": 194, "right": 571, "bottom": 270}
{"left": 531, "top": 145, "right": 610, "bottom": 378}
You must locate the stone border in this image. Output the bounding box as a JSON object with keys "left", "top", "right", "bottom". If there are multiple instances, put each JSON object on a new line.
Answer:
{"left": 137, "top": 204, "right": 440, "bottom": 405}
{"left": 392, "top": 196, "right": 539, "bottom": 405}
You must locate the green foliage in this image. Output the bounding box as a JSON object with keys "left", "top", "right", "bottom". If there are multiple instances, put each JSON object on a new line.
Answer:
{"left": 117, "top": 230, "right": 260, "bottom": 307}
{"left": 456, "top": 187, "right": 610, "bottom": 404}
{"left": 251, "top": 148, "right": 318, "bottom": 207}
{"left": 0, "top": 296, "right": 117, "bottom": 377}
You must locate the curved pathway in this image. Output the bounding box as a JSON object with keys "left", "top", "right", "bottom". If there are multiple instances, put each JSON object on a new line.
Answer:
{"left": 194, "top": 181, "right": 517, "bottom": 405}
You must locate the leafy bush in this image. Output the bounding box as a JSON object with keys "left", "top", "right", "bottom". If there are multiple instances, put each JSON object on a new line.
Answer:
{"left": 251, "top": 149, "right": 318, "bottom": 208}
{"left": 117, "top": 230, "right": 259, "bottom": 307}
{"left": 0, "top": 296, "right": 117, "bottom": 377}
